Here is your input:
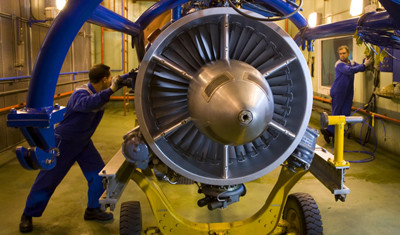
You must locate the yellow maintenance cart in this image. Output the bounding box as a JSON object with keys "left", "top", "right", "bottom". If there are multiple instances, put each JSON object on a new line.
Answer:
{"left": 99, "top": 111, "right": 363, "bottom": 235}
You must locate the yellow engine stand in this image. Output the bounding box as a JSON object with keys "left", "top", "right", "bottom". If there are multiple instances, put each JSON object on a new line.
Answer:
{"left": 320, "top": 112, "right": 364, "bottom": 168}
{"left": 132, "top": 166, "right": 307, "bottom": 235}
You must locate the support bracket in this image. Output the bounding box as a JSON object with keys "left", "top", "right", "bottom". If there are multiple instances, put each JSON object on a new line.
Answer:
{"left": 7, "top": 105, "right": 65, "bottom": 170}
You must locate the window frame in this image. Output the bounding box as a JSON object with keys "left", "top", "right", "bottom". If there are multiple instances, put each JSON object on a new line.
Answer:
{"left": 316, "top": 36, "right": 358, "bottom": 96}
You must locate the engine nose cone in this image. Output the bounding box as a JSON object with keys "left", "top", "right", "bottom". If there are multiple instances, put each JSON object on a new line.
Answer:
{"left": 188, "top": 60, "right": 274, "bottom": 145}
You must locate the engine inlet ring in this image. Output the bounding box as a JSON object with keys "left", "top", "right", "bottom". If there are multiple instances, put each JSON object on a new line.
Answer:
{"left": 135, "top": 8, "right": 312, "bottom": 185}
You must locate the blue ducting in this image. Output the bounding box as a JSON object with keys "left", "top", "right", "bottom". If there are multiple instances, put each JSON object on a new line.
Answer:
{"left": 294, "top": 11, "right": 398, "bottom": 47}
{"left": 88, "top": 5, "right": 141, "bottom": 36}
{"left": 379, "top": 0, "right": 400, "bottom": 28}
{"left": 257, "top": 0, "right": 308, "bottom": 29}
{"left": 26, "top": 0, "right": 102, "bottom": 109}
{"left": 8, "top": 0, "right": 103, "bottom": 170}
{"left": 135, "top": 0, "right": 190, "bottom": 29}
{"left": 172, "top": 5, "right": 182, "bottom": 22}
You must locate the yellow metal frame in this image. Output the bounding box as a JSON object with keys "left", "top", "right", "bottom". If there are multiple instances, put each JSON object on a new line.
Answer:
{"left": 327, "top": 115, "right": 350, "bottom": 168}
{"left": 132, "top": 166, "right": 307, "bottom": 235}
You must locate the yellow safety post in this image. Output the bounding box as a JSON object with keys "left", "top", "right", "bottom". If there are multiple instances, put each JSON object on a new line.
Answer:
{"left": 320, "top": 112, "right": 364, "bottom": 168}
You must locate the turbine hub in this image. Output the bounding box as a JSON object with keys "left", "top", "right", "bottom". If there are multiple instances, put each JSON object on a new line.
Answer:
{"left": 188, "top": 60, "right": 274, "bottom": 145}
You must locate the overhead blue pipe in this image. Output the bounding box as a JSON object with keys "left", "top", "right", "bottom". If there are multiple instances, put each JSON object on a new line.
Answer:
{"left": 172, "top": 5, "right": 182, "bottom": 21}
{"left": 379, "top": 0, "right": 400, "bottom": 28}
{"left": 88, "top": 5, "right": 141, "bottom": 36}
{"left": 293, "top": 11, "right": 397, "bottom": 46}
{"left": 88, "top": 0, "right": 190, "bottom": 37}
{"left": 256, "top": 0, "right": 308, "bottom": 29}
{"left": 0, "top": 75, "right": 31, "bottom": 82}
{"left": 26, "top": 0, "right": 102, "bottom": 109}
{"left": 135, "top": 0, "right": 190, "bottom": 29}
{"left": 242, "top": 2, "right": 276, "bottom": 17}
{"left": 0, "top": 71, "right": 90, "bottom": 82}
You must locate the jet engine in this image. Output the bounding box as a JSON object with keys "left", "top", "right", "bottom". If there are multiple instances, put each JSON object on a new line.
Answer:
{"left": 135, "top": 8, "right": 312, "bottom": 186}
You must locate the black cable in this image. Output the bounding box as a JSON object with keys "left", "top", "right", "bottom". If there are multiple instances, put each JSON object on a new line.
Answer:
{"left": 358, "top": 61, "right": 379, "bottom": 146}
{"left": 226, "top": 0, "right": 303, "bottom": 21}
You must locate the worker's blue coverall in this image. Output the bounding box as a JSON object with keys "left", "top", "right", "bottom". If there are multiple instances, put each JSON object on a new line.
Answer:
{"left": 327, "top": 60, "right": 366, "bottom": 135}
{"left": 23, "top": 83, "right": 114, "bottom": 217}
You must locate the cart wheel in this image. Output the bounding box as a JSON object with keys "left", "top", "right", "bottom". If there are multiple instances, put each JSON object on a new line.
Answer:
{"left": 120, "top": 201, "right": 142, "bottom": 235}
{"left": 283, "top": 193, "right": 323, "bottom": 235}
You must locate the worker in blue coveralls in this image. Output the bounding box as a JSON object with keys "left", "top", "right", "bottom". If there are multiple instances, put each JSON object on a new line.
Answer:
{"left": 320, "top": 45, "right": 372, "bottom": 143}
{"left": 19, "top": 64, "right": 135, "bottom": 233}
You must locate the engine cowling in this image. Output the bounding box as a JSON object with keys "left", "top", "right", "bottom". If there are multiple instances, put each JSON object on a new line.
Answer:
{"left": 135, "top": 8, "right": 312, "bottom": 185}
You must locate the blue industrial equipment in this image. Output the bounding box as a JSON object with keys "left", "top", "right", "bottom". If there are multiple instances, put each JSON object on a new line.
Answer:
{"left": 294, "top": 11, "right": 399, "bottom": 50}
{"left": 7, "top": 105, "right": 65, "bottom": 170}
{"left": 6, "top": 0, "right": 103, "bottom": 170}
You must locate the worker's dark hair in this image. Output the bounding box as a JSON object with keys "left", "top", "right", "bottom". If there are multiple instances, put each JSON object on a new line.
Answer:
{"left": 89, "top": 64, "right": 111, "bottom": 84}
{"left": 337, "top": 45, "right": 350, "bottom": 53}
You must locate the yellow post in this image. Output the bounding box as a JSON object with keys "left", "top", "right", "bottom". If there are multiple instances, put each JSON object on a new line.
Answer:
{"left": 328, "top": 116, "right": 349, "bottom": 168}
{"left": 321, "top": 112, "right": 363, "bottom": 168}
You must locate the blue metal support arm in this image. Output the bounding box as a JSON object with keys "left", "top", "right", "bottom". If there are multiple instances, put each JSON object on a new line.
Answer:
{"left": 379, "top": 0, "right": 400, "bottom": 28}
{"left": 135, "top": 0, "right": 190, "bottom": 29}
{"left": 256, "top": 0, "right": 308, "bottom": 29}
{"left": 293, "top": 11, "right": 398, "bottom": 47}
{"left": 172, "top": 5, "right": 182, "bottom": 22}
{"left": 88, "top": 5, "right": 142, "bottom": 36}
{"left": 7, "top": 0, "right": 102, "bottom": 170}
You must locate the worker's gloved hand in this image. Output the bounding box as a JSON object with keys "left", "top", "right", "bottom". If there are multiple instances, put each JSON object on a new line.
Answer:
{"left": 128, "top": 69, "right": 137, "bottom": 79}
{"left": 110, "top": 75, "right": 123, "bottom": 92}
{"left": 364, "top": 56, "right": 373, "bottom": 67}
{"left": 120, "top": 77, "right": 134, "bottom": 88}
{"left": 119, "top": 69, "right": 137, "bottom": 89}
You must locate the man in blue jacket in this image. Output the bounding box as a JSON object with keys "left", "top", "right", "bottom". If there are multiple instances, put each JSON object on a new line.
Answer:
{"left": 321, "top": 45, "right": 372, "bottom": 143}
{"left": 19, "top": 64, "right": 129, "bottom": 233}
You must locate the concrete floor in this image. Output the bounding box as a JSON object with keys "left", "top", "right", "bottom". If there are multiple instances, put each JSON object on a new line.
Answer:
{"left": 1, "top": 104, "right": 399, "bottom": 234}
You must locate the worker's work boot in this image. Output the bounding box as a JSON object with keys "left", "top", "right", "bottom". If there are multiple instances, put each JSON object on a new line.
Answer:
{"left": 320, "top": 129, "right": 332, "bottom": 144}
{"left": 19, "top": 213, "right": 33, "bottom": 233}
{"left": 84, "top": 208, "right": 113, "bottom": 221}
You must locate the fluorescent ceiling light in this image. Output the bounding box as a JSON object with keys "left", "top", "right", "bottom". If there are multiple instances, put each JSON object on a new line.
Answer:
{"left": 350, "top": 0, "right": 363, "bottom": 16}
{"left": 56, "top": 0, "right": 66, "bottom": 11}
{"left": 308, "top": 12, "right": 318, "bottom": 27}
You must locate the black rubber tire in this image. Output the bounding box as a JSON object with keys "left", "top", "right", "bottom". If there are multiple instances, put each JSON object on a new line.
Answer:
{"left": 283, "top": 192, "right": 323, "bottom": 235}
{"left": 120, "top": 201, "right": 142, "bottom": 235}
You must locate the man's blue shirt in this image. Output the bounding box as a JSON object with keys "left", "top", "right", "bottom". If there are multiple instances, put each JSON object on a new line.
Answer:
{"left": 330, "top": 59, "right": 366, "bottom": 97}
{"left": 55, "top": 82, "right": 113, "bottom": 142}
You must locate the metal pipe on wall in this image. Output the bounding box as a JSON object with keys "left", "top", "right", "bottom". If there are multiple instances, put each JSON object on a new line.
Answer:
{"left": 0, "top": 91, "right": 74, "bottom": 114}
{"left": 0, "top": 71, "right": 89, "bottom": 82}
{"left": 313, "top": 96, "right": 400, "bottom": 125}
{"left": 0, "top": 78, "right": 88, "bottom": 97}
